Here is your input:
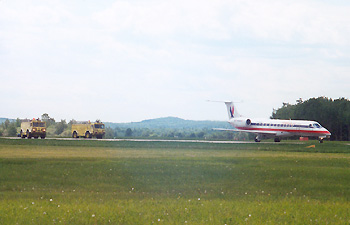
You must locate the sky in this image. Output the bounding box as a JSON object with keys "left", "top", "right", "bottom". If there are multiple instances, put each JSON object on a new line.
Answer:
{"left": 1, "top": 0, "right": 349, "bottom": 123}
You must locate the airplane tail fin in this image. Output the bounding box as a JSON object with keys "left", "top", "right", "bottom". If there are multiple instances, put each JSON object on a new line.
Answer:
{"left": 207, "top": 100, "right": 242, "bottom": 119}
{"left": 224, "top": 101, "right": 241, "bottom": 119}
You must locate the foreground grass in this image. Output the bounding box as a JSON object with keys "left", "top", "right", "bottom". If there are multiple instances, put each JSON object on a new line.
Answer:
{"left": 0, "top": 139, "right": 350, "bottom": 224}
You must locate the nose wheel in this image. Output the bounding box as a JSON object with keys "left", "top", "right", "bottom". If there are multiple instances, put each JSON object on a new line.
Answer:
{"left": 319, "top": 138, "right": 324, "bottom": 143}
{"left": 255, "top": 136, "right": 261, "bottom": 142}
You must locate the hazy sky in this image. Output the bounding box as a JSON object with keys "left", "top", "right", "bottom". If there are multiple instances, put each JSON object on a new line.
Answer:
{"left": 1, "top": 0, "right": 349, "bottom": 122}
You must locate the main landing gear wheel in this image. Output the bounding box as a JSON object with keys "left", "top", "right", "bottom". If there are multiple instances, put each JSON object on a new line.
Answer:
{"left": 274, "top": 137, "right": 281, "bottom": 142}
{"left": 255, "top": 136, "right": 261, "bottom": 142}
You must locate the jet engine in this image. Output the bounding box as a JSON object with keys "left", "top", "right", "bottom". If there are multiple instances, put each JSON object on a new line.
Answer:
{"left": 246, "top": 119, "right": 251, "bottom": 125}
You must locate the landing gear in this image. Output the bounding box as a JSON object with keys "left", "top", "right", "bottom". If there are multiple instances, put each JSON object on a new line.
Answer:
{"left": 255, "top": 136, "right": 261, "bottom": 142}
{"left": 319, "top": 138, "right": 324, "bottom": 143}
{"left": 274, "top": 137, "right": 281, "bottom": 142}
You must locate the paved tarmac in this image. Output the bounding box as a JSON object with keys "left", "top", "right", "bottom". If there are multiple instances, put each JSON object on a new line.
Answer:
{"left": 3, "top": 137, "right": 305, "bottom": 144}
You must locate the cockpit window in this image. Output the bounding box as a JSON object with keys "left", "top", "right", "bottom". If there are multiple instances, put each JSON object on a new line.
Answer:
{"left": 313, "top": 123, "right": 321, "bottom": 128}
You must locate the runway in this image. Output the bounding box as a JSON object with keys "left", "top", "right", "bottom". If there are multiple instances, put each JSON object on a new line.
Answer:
{"left": 99, "top": 138, "right": 254, "bottom": 144}
{"left": 3, "top": 137, "right": 305, "bottom": 144}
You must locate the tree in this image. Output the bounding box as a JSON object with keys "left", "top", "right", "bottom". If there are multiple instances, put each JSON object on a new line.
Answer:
{"left": 41, "top": 113, "right": 55, "bottom": 127}
{"left": 55, "top": 120, "right": 68, "bottom": 135}
{"left": 4, "top": 119, "right": 10, "bottom": 129}
{"left": 125, "top": 128, "right": 133, "bottom": 137}
{"left": 197, "top": 131, "right": 205, "bottom": 139}
{"left": 105, "top": 127, "right": 118, "bottom": 139}
{"left": 68, "top": 119, "right": 77, "bottom": 125}
{"left": 189, "top": 133, "right": 196, "bottom": 138}
{"left": 15, "top": 118, "right": 21, "bottom": 127}
{"left": 7, "top": 124, "right": 17, "bottom": 136}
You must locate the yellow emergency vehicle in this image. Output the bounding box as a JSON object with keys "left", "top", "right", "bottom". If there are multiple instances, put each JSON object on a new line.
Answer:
{"left": 20, "top": 119, "right": 46, "bottom": 139}
{"left": 71, "top": 120, "right": 105, "bottom": 139}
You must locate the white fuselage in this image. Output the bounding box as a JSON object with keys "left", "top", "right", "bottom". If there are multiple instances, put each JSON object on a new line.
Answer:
{"left": 229, "top": 117, "right": 331, "bottom": 138}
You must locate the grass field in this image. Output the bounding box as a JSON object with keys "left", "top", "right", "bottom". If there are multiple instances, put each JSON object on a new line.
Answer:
{"left": 0, "top": 138, "right": 350, "bottom": 224}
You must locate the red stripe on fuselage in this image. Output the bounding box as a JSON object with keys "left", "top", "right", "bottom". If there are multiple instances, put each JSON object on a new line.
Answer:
{"left": 236, "top": 127, "right": 330, "bottom": 135}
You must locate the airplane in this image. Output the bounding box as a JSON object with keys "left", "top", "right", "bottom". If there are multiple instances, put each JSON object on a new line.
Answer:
{"left": 214, "top": 101, "right": 331, "bottom": 143}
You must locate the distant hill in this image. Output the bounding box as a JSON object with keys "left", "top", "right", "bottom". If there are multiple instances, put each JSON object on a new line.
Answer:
{"left": 0, "top": 118, "right": 15, "bottom": 124}
{"left": 105, "top": 117, "right": 231, "bottom": 130}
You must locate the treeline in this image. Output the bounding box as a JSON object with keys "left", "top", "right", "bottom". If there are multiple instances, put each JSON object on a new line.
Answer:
{"left": 104, "top": 127, "right": 249, "bottom": 140}
{"left": 0, "top": 118, "right": 21, "bottom": 137}
{"left": 272, "top": 97, "right": 350, "bottom": 141}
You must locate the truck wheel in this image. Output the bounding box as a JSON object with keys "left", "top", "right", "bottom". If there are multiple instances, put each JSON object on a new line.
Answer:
{"left": 72, "top": 132, "right": 78, "bottom": 138}
{"left": 34, "top": 136, "right": 39, "bottom": 139}
{"left": 85, "top": 132, "right": 91, "bottom": 138}
{"left": 41, "top": 136, "right": 46, "bottom": 139}
{"left": 27, "top": 131, "right": 31, "bottom": 139}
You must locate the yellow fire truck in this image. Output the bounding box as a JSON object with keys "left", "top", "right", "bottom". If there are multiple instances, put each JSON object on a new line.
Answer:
{"left": 71, "top": 120, "right": 105, "bottom": 139}
{"left": 20, "top": 119, "right": 46, "bottom": 139}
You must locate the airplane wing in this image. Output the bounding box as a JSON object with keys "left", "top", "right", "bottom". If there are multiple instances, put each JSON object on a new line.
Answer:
{"left": 213, "top": 128, "right": 238, "bottom": 131}
{"left": 213, "top": 128, "right": 277, "bottom": 135}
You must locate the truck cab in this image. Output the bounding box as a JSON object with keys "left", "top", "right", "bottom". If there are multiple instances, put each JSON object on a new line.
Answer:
{"left": 92, "top": 122, "right": 105, "bottom": 139}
